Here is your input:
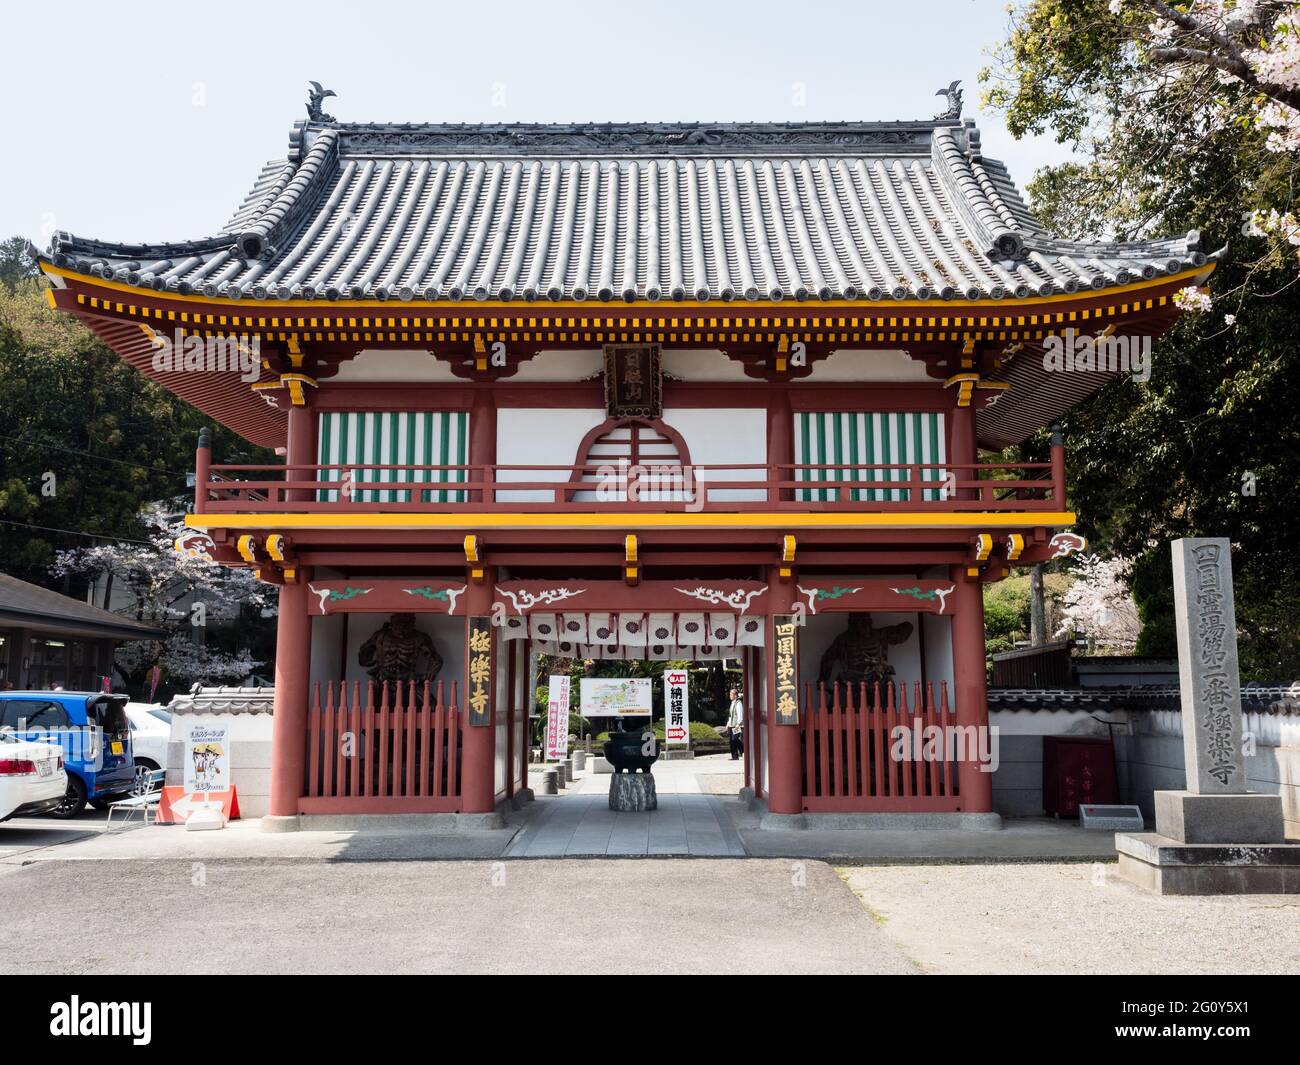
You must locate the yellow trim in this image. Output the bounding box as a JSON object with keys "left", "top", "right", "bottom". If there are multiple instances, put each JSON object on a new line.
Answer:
{"left": 187, "top": 510, "right": 1076, "bottom": 532}
{"left": 41, "top": 262, "right": 1214, "bottom": 314}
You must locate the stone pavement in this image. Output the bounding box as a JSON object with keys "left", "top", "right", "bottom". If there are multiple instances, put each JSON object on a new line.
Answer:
{"left": 506, "top": 755, "right": 747, "bottom": 856}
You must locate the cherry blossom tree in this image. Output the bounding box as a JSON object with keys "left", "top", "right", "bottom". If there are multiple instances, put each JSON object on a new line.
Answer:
{"left": 1055, "top": 554, "right": 1144, "bottom": 651}
{"left": 51, "top": 502, "right": 276, "bottom": 694}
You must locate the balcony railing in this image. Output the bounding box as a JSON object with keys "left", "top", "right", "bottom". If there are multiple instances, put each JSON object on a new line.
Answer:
{"left": 193, "top": 455, "right": 1065, "bottom": 514}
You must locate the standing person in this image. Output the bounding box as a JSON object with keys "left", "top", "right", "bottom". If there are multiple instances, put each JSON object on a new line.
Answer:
{"left": 725, "top": 687, "right": 744, "bottom": 761}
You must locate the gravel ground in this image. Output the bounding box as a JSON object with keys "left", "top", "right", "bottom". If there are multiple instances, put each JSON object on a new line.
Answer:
{"left": 0, "top": 857, "right": 917, "bottom": 975}
{"left": 841, "top": 862, "right": 1300, "bottom": 974}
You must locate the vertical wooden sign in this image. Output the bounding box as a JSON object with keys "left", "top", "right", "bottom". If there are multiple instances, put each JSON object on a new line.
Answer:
{"left": 466, "top": 616, "right": 493, "bottom": 727}
{"left": 603, "top": 344, "right": 662, "bottom": 418}
{"left": 772, "top": 614, "right": 799, "bottom": 725}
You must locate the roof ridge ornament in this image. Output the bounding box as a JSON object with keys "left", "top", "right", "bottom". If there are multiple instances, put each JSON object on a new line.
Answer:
{"left": 307, "top": 81, "right": 338, "bottom": 124}
{"left": 935, "top": 80, "right": 963, "bottom": 121}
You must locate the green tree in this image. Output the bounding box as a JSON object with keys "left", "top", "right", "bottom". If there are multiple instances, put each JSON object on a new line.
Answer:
{"left": 984, "top": 1, "right": 1300, "bottom": 678}
{"left": 0, "top": 269, "right": 272, "bottom": 591}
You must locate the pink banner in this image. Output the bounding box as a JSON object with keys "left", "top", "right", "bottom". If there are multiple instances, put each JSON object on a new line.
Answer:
{"left": 545, "top": 674, "right": 571, "bottom": 761}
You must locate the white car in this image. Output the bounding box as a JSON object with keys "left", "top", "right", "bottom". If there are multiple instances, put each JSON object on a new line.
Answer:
{"left": 125, "top": 704, "right": 172, "bottom": 791}
{"left": 0, "top": 731, "right": 67, "bottom": 822}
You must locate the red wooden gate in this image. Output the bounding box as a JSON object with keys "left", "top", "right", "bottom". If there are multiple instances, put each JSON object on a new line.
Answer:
{"left": 302, "top": 679, "right": 462, "bottom": 813}
{"left": 800, "top": 680, "right": 963, "bottom": 812}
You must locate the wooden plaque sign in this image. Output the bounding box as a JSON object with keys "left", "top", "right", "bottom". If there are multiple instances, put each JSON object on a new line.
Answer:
{"left": 603, "top": 343, "right": 661, "bottom": 418}
{"left": 772, "top": 614, "right": 800, "bottom": 726}
{"left": 466, "top": 616, "right": 493, "bottom": 728}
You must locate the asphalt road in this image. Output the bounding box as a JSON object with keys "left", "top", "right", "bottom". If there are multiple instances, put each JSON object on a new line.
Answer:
{"left": 0, "top": 857, "right": 919, "bottom": 975}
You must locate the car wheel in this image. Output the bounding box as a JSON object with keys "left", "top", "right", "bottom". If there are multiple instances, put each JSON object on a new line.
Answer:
{"left": 132, "top": 760, "right": 159, "bottom": 796}
{"left": 49, "top": 776, "right": 88, "bottom": 819}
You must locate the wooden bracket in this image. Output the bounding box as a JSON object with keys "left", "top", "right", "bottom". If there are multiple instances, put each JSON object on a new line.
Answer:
{"left": 624, "top": 534, "right": 639, "bottom": 586}
{"left": 779, "top": 534, "right": 796, "bottom": 580}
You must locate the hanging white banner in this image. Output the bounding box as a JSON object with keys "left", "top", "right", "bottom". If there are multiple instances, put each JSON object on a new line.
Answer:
{"left": 664, "top": 669, "right": 690, "bottom": 746}
{"left": 545, "top": 674, "right": 571, "bottom": 761}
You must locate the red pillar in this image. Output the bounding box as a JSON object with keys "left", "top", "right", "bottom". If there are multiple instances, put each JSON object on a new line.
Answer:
{"left": 767, "top": 389, "right": 792, "bottom": 504}
{"left": 285, "top": 402, "right": 317, "bottom": 504}
{"left": 460, "top": 569, "right": 497, "bottom": 814}
{"left": 949, "top": 402, "right": 975, "bottom": 500}
{"left": 269, "top": 574, "right": 311, "bottom": 817}
{"left": 950, "top": 568, "right": 993, "bottom": 813}
{"left": 470, "top": 389, "right": 496, "bottom": 502}
{"left": 763, "top": 566, "right": 802, "bottom": 816}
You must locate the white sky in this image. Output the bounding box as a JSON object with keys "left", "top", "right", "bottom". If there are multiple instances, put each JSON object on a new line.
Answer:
{"left": 1, "top": 0, "right": 1075, "bottom": 247}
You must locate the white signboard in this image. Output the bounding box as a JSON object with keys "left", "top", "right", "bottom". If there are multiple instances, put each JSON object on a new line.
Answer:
{"left": 545, "top": 675, "right": 571, "bottom": 762}
{"left": 182, "top": 721, "right": 230, "bottom": 794}
{"left": 664, "top": 669, "right": 690, "bottom": 746}
{"left": 579, "top": 677, "right": 653, "bottom": 717}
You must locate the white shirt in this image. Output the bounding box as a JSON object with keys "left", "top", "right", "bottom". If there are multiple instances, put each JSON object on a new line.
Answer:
{"left": 726, "top": 698, "right": 744, "bottom": 730}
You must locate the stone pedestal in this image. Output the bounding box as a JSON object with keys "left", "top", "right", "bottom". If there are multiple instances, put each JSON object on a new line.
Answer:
{"left": 609, "top": 772, "right": 657, "bottom": 812}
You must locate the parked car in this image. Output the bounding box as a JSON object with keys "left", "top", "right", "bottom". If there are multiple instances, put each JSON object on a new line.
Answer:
{"left": 124, "top": 704, "right": 171, "bottom": 792}
{"left": 0, "top": 693, "right": 135, "bottom": 818}
{"left": 0, "top": 731, "right": 67, "bottom": 822}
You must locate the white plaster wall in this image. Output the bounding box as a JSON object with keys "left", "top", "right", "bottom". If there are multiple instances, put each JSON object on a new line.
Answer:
{"left": 664, "top": 407, "right": 767, "bottom": 503}
{"left": 797, "top": 349, "right": 933, "bottom": 383}
{"left": 496, "top": 407, "right": 607, "bottom": 502}
{"left": 509, "top": 350, "right": 603, "bottom": 381}
{"left": 495, "top": 406, "right": 768, "bottom": 503}
{"left": 331, "top": 349, "right": 463, "bottom": 382}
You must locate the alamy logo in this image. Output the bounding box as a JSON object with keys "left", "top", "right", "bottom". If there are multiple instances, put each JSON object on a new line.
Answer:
{"left": 149, "top": 328, "right": 261, "bottom": 382}
{"left": 49, "top": 996, "right": 151, "bottom": 1045}
{"left": 1042, "top": 328, "right": 1151, "bottom": 382}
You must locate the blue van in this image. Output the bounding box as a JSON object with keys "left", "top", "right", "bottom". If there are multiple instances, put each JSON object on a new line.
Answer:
{"left": 0, "top": 692, "right": 135, "bottom": 817}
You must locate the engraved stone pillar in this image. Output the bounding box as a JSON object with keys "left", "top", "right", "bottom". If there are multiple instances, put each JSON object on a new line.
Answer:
{"left": 1116, "top": 538, "right": 1296, "bottom": 895}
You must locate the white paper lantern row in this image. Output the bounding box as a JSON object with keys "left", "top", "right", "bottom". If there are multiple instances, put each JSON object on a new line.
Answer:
{"left": 501, "top": 610, "right": 766, "bottom": 647}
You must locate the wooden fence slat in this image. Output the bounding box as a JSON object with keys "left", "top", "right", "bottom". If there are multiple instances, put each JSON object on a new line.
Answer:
{"left": 449, "top": 682, "right": 460, "bottom": 796}
{"left": 857, "top": 683, "right": 871, "bottom": 798}
{"left": 802, "top": 681, "right": 815, "bottom": 800}
{"left": 310, "top": 681, "right": 324, "bottom": 798}
{"left": 816, "top": 681, "right": 826, "bottom": 801}
{"left": 405, "top": 680, "right": 417, "bottom": 798}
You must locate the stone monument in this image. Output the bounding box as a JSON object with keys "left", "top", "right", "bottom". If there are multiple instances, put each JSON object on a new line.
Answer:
{"left": 1116, "top": 538, "right": 1299, "bottom": 893}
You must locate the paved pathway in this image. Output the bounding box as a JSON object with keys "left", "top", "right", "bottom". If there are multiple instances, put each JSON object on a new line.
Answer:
{"left": 504, "top": 793, "right": 746, "bottom": 857}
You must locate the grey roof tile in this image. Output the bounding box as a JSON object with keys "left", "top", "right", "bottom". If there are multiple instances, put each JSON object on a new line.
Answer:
{"left": 43, "top": 117, "right": 1208, "bottom": 304}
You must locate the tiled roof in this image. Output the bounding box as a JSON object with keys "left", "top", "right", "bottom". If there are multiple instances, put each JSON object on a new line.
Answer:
{"left": 41, "top": 117, "right": 1212, "bottom": 305}
{"left": 988, "top": 685, "right": 1300, "bottom": 716}
{"left": 0, "top": 572, "right": 165, "bottom": 639}
{"left": 168, "top": 684, "right": 274, "bottom": 716}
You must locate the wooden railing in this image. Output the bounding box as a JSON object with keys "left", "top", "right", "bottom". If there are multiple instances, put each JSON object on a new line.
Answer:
{"left": 196, "top": 457, "right": 1064, "bottom": 514}
{"left": 301, "top": 679, "right": 461, "bottom": 813}
{"left": 800, "top": 680, "right": 963, "bottom": 812}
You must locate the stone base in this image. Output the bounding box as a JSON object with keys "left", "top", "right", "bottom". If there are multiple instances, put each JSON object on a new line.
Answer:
{"left": 260, "top": 812, "right": 505, "bottom": 833}
{"left": 747, "top": 796, "right": 1001, "bottom": 831}
{"left": 609, "top": 771, "right": 657, "bottom": 811}
{"left": 1154, "top": 790, "right": 1284, "bottom": 844}
{"left": 1116, "top": 832, "right": 1300, "bottom": 894}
